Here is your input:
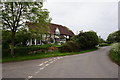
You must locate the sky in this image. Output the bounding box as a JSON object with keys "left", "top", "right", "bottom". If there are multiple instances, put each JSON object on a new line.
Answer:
{"left": 43, "top": 0, "right": 119, "bottom": 40}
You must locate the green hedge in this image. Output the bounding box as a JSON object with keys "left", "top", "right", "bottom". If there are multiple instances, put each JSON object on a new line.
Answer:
{"left": 2, "top": 44, "right": 53, "bottom": 58}
{"left": 110, "top": 43, "right": 120, "bottom": 65}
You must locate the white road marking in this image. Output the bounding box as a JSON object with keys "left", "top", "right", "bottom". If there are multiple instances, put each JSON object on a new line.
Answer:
{"left": 49, "top": 61, "right": 54, "bottom": 64}
{"left": 35, "top": 71, "right": 40, "bottom": 74}
{"left": 27, "top": 57, "right": 64, "bottom": 80}
{"left": 44, "top": 61, "right": 49, "bottom": 63}
{"left": 38, "top": 63, "right": 44, "bottom": 66}
{"left": 39, "top": 67, "right": 44, "bottom": 70}
{"left": 45, "top": 64, "right": 49, "bottom": 66}
{"left": 28, "top": 76, "right": 33, "bottom": 79}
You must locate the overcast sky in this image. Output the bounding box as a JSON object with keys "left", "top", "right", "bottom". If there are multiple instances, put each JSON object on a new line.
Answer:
{"left": 43, "top": 0, "right": 118, "bottom": 40}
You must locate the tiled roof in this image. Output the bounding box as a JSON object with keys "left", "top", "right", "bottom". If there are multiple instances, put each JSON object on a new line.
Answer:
{"left": 50, "top": 23, "right": 74, "bottom": 36}
{"left": 27, "top": 22, "right": 74, "bottom": 36}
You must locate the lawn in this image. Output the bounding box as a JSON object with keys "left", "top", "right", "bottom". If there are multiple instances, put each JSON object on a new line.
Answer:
{"left": 2, "top": 48, "right": 98, "bottom": 63}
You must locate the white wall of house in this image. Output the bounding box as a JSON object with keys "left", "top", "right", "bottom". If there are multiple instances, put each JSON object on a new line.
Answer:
{"left": 34, "top": 39, "right": 37, "bottom": 45}
{"left": 28, "top": 28, "right": 72, "bottom": 45}
{"left": 30, "top": 39, "right": 32, "bottom": 45}
{"left": 55, "top": 27, "right": 60, "bottom": 35}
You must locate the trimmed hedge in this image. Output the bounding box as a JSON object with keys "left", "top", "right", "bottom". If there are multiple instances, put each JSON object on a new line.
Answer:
{"left": 2, "top": 44, "right": 53, "bottom": 57}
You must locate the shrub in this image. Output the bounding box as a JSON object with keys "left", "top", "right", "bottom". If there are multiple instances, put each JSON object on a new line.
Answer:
{"left": 48, "top": 47, "right": 58, "bottom": 52}
{"left": 59, "top": 31, "right": 99, "bottom": 52}
{"left": 2, "top": 44, "right": 53, "bottom": 57}
{"left": 59, "top": 41, "right": 81, "bottom": 52}
{"left": 73, "top": 31, "right": 99, "bottom": 49}
{"left": 3, "top": 47, "right": 40, "bottom": 57}
{"left": 110, "top": 43, "right": 120, "bottom": 65}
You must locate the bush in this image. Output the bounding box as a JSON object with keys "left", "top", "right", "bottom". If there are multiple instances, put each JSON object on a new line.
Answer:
{"left": 59, "top": 31, "right": 99, "bottom": 52}
{"left": 48, "top": 47, "right": 58, "bottom": 52}
{"left": 2, "top": 44, "right": 54, "bottom": 57}
{"left": 73, "top": 31, "right": 99, "bottom": 50}
{"left": 3, "top": 47, "right": 40, "bottom": 57}
{"left": 110, "top": 43, "right": 120, "bottom": 65}
{"left": 59, "top": 41, "right": 81, "bottom": 52}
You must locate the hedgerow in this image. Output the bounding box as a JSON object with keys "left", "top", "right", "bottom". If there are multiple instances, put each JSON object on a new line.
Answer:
{"left": 110, "top": 43, "right": 120, "bottom": 65}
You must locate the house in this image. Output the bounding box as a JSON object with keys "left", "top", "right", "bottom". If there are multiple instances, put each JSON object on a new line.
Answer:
{"left": 27, "top": 23, "right": 75, "bottom": 45}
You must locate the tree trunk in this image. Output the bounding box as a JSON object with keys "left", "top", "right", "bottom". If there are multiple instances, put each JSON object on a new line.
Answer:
{"left": 11, "top": 31, "right": 15, "bottom": 57}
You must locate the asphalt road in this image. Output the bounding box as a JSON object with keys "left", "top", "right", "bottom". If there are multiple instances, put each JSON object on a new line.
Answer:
{"left": 2, "top": 46, "right": 118, "bottom": 78}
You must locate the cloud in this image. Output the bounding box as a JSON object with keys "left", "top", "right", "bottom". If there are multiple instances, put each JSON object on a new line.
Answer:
{"left": 44, "top": 1, "right": 118, "bottom": 40}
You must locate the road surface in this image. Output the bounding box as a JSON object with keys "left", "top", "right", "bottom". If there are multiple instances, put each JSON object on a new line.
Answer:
{"left": 2, "top": 46, "right": 118, "bottom": 78}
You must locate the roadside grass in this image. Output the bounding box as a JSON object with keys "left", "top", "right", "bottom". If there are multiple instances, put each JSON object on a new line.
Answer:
{"left": 109, "top": 43, "right": 120, "bottom": 65}
{"left": 2, "top": 48, "right": 98, "bottom": 63}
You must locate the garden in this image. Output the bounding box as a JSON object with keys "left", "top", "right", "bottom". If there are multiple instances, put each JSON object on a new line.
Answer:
{"left": 2, "top": 30, "right": 99, "bottom": 63}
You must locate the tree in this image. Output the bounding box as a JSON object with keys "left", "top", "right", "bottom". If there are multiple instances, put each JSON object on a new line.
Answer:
{"left": 98, "top": 36, "right": 106, "bottom": 43}
{"left": 2, "top": 30, "right": 11, "bottom": 49}
{"left": 73, "top": 31, "right": 99, "bottom": 49}
{"left": 15, "top": 28, "right": 32, "bottom": 46}
{"left": 1, "top": 2, "right": 49, "bottom": 56}
{"left": 27, "top": 9, "right": 51, "bottom": 43}
{"left": 107, "top": 30, "right": 120, "bottom": 44}
{"left": 59, "top": 31, "right": 99, "bottom": 52}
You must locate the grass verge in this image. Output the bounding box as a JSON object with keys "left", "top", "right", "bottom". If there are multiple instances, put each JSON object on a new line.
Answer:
{"left": 2, "top": 48, "right": 98, "bottom": 63}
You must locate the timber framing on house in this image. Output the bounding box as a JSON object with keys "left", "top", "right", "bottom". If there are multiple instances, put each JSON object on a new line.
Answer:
{"left": 27, "top": 22, "right": 75, "bottom": 45}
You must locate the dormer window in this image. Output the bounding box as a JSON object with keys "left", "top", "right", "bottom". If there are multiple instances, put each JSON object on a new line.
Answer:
{"left": 55, "top": 27, "right": 60, "bottom": 35}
